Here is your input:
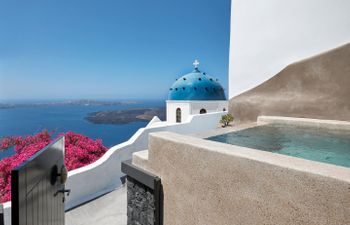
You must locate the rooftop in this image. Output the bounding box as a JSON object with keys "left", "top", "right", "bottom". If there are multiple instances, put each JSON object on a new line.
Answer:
{"left": 168, "top": 60, "right": 226, "bottom": 101}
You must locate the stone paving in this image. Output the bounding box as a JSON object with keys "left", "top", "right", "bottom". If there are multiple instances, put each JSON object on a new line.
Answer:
{"left": 66, "top": 185, "right": 127, "bottom": 225}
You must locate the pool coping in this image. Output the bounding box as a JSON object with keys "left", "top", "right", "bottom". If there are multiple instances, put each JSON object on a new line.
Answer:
{"left": 258, "top": 116, "right": 350, "bottom": 130}
{"left": 193, "top": 116, "right": 350, "bottom": 139}
{"left": 188, "top": 116, "right": 350, "bottom": 182}
{"left": 132, "top": 117, "right": 350, "bottom": 224}
{"left": 151, "top": 131, "right": 350, "bottom": 183}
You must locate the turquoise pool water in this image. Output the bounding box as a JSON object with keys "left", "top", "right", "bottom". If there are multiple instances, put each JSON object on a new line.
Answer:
{"left": 207, "top": 124, "right": 350, "bottom": 168}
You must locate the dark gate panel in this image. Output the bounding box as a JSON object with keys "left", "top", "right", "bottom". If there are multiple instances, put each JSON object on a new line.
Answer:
{"left": 11, "top": 137, "right": 66, "bottom": 225}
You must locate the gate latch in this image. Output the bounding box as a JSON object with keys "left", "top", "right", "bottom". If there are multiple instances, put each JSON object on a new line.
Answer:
{"left": 54, "top": 188, "right": 71, "bottom": 203}
{"left": 54, "top": 188, "right": 71, "bottom": 196}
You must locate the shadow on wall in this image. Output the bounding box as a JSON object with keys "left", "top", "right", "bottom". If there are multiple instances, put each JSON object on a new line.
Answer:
{"left": 229, "top": 42, "right": 350, "bottom": 123}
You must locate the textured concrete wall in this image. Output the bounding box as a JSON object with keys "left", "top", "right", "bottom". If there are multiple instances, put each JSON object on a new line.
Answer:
{"left": 229, "top": 43, "right": 350, "bottom": 123}
{"left": 229, "top": 0, "right": 350, "bottom": 97}
{"left": 134, "top": 132, "right": 350, "bottom": 225}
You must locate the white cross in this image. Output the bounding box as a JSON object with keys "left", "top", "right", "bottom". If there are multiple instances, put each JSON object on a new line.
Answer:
{"left": 193, "top": 59, "right": 200, "bottom": 69}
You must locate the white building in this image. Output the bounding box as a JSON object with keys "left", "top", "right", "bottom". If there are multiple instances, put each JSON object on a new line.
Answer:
{"left": 166, "top": 60, "right": 228, "bottom": 123}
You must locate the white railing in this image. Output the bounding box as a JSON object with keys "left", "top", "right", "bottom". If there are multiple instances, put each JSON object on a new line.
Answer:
{"left": 1, "top": 111, "right": 225, "bottom": 225}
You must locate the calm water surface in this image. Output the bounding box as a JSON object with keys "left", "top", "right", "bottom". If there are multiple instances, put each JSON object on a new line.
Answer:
{"left": 207, "top": 124, "right": 350, "bottom": 168}
{"left": 0, "top": 100, "right": 164, "bottom": 159}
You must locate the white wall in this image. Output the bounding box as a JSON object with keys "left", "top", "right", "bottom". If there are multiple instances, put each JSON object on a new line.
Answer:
{"left": 64, "top": 111, "right": 225, "bottom": 210}
{"left": 166, "top": 101, "right": 191, "bottom": 123}
{"left": 229, "top": 0, "right": 350, "bottom": 98}
{"left": 166, "top": 100, "right": 228, "bottom": 123}
{"left": 190, "top": 101, "right": 228, "bottom": 114}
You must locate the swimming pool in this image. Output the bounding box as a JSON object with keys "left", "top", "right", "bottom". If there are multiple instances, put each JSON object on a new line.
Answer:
{"left": 207, "top": 124, "right": 350, "bottom": 168}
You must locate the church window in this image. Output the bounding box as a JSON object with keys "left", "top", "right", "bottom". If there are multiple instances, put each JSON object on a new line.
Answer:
{"left": 176, "top": 108, "right": 181, "bottom": 123}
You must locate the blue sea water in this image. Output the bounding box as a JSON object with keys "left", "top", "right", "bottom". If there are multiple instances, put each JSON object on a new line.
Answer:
{"left": 0, "top": 100, "right": 165, "bottom": 159}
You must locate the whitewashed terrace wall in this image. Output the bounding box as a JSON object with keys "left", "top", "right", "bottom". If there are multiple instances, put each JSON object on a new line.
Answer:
{"left": 0, "top": 111, "right": 226, "bottom": 225}
{"left": 65, "top": 111, "right": 225, "bottom": 209}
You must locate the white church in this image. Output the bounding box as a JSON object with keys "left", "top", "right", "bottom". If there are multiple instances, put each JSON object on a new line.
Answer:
{"left": 166, "top": 60, "right": 228, "bottom": 123}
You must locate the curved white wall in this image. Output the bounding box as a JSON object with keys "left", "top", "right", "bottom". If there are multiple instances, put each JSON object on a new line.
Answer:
{"left": 1, "top": 111, "right": 225, "bottom": 225}
{"left": 65, "top": 112, "right": 225, "bottom": 209}
{"left": 229, "top": 0, "right": 350, "bottom": 98}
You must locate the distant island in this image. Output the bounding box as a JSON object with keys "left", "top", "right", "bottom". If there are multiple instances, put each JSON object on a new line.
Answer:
{"left": 0, "top": 99, "right": 137, "bottom": 109}
{"left": 85, "top": 107, "right": 166, "bottom": 125}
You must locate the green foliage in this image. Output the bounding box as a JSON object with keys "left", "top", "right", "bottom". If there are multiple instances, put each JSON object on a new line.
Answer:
{"left": 220, "top": 113, "right": 234, "bottom": 127}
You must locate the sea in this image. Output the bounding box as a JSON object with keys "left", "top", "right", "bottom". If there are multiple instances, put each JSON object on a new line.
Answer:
{"left": 0, "top": 99, "right": 165, "bottom": 159}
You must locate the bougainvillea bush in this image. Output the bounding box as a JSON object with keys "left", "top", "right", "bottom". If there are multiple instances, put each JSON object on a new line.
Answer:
{"left": 0, "top": 131, "right": 107, "bottom": 203}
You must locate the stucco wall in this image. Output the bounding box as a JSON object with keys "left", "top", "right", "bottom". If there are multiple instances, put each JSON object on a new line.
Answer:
{"left": 134, "top": 132, "right": 350, "bottom": 225}
{"left": 229, "top": 42, "right": 350, "bottom": 123}
{"left": 229, "top": 0, "right": 350, "bottom": 98}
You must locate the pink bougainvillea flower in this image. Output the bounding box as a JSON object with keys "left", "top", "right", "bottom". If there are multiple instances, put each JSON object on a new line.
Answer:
{"left": 0, "top": 131, "right": 108, "bottom": 203}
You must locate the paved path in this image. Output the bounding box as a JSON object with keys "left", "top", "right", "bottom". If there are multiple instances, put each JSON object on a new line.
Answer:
{"left": 66, "top": 185, "right": 127, "bottom": 225}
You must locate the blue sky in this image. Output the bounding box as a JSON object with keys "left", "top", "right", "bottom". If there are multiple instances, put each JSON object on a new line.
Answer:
{"left": 0, "top": 0, "right": 231, "bottom": 100}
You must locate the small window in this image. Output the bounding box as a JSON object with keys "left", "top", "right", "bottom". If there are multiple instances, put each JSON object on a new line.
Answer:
{"left": 203, "top": 72, "right": 206, "bottom": 75}
{"left": 198, "top": 78, "right": 202, "bottom": 81}
{"left": 176, "top": 108, "right": 181, "bottom": 123}
{"left": 183, "top": 77, "right": 186, "bottom": 80}
{"left": 200, "top": 109, "right": 207, "bottom": 114}
{"left": 169, "top": 88, "right": 173, "bottom": 91}
{"left": 209, "top": 78, "right": 213, "bottom": 81}
{"left": 194, "top": 87, "right": 197, "bottom": 90}
{"left": 175, "top": 88, "right": 178, "bottom": 91}
{"left": 182, "top": 87, "right": 185, "bottom": 90}
{"left": 223, "top": 108, "right": 226, "bottom": 111}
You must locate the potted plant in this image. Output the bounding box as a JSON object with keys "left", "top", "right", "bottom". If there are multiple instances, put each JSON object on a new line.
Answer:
{"left": 220, "top": 114, "right": 234, "bottom": 127}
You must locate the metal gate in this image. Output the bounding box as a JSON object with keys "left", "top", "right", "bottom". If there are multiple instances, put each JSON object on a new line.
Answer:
{"left": 11, "top": 137, "right": 69, "bottom": 225}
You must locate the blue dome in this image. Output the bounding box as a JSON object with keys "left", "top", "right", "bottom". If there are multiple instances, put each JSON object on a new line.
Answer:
{"left": 168, "top": 68, "right": 226, "bottom": 101}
